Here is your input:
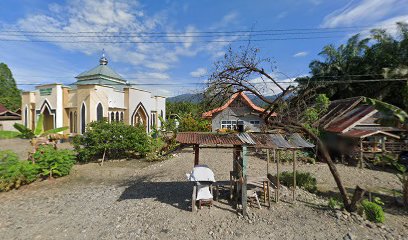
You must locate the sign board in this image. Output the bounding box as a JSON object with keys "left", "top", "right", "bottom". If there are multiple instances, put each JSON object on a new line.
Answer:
{"left": 40, "top": 88, "right": 52, "bottom": 96}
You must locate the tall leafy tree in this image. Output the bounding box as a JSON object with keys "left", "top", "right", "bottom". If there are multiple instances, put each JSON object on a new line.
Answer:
{"left": 297, "top": 22, "right": 408, "bottom": 110}
{"left": 0, "top": 63, "right": 21, "bottom": 111}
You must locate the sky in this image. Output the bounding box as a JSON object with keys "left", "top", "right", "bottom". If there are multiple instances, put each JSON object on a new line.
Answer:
{"left": 0, "top": 0, "right": 407, "bottom": 97}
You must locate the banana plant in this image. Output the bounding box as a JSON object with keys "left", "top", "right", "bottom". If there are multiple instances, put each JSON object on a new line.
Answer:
{"left": 11, "top": 114, "right": 68, "bottom": 139}
{"left": 363, "top": 97, "right": 408, "bottom": 125}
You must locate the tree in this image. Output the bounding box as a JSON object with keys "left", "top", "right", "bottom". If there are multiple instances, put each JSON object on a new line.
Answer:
{"left": 208, "top": 45, "right": 364, "bottom": 212}
{"left": 0, "top": 63, "right": 21, "bottom": 111}
{"left": 297, "top": 22, "right": 408, "bottom": 110}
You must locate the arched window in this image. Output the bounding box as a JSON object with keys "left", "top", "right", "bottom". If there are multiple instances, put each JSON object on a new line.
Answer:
{"left": 115, "top": 112, "right": 119, "bottom": 122}
{"left": 69, "top": 111, "right": 73, "bottom": 132}
{"left": 96, "top": 103, "right": 103, "bottom": 121}
{"left": 120, "top": 112, "right": 124, "bottom": 122}
{"left": 160, "top": 110, "right": 164, "bottom": 127}
{"left": 74, "top": 111, "right": 77, "bottom": 133}
{"left": 110, "top": 112, "right": 115, "bottom": 122}
{"left": 81, "top": 103, "right": 86, "bottom": 134}
{"left": 24, "top": 106, "right": 28, "bottom": 127}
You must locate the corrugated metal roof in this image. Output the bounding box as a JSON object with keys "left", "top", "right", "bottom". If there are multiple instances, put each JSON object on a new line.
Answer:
{"left": 325, "top": 105, "right": 377, "bottom": 133}
{"left": 288, "top": 133, "right": 315, "bottom": 148}
{"left": 341, "top": 129, "right": 400, "bottom": 139}
{"left": 176, "top": 132, "right": 243, "bottom": 145}
{"left": 318, "top": 97, "right": 364, "bottom": 128}
{"left": 237, "top": 132, "right": 256, "bottom": 145}
{"left": 176, "top": 132, "right": 313, "bottom": 149}
{"left": 269, "top": 134, "right": 296, "bottom": 149}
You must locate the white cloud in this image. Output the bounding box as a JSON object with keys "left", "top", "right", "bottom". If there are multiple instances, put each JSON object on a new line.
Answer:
{"left": 309, "top": 0, "right": 323, "bottom": 6}
{"left": 190, "top": 67, "right": 207, "bottom": 77}
{"left": 5, "top": 0, "right": 231, "bottom": 78}
{"left": 321, "top": 0, "right": 404, "bottom": 28}
{"left": 293, "top": 51, "right": 308, "bottom": 57}
{"left": 276, "top": 12, "right": 288, "bottom": 19}
{"left": 1, "top": 0, "right": 246, "bottom": 93}
{"left": 249, "top": 73, "right": 300, "bottom": 96}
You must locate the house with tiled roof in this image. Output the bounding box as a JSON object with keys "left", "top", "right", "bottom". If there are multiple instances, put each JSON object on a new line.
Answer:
{"left": 202, "top": 92, "right": 273, "bottom": 132}
{"left": 0, "top": 103, "right": 21, "bottom": 131}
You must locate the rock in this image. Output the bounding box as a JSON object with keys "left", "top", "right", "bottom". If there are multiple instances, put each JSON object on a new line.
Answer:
{"left": 343, "top": 232, "right": 355, "bottom": 240}
{"left": 366, "top": 223, "right": 374, "bottom": 228}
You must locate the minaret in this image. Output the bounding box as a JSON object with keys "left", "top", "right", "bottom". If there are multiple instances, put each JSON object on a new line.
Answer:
{"left": 99, "top": 50, "right": 108, "bottom": 65}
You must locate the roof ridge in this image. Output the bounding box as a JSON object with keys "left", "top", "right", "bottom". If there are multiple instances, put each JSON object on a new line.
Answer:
{"left": 202, "top": 92, "right": 266, "bottom": 118}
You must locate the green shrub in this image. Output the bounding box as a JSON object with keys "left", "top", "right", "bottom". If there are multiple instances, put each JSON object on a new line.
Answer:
{"left": 73, "top": 121, "right": 152, "bottom": 162}
{"left": 0, "top": 130, "right": 20, "bottom": 139}
{"left": 178, "top": 114, "right": 210, "bottom": 132}
{"left": 33, "top": 145, "right": 76, "bottom": 178}
{"left": 361, "top": 199, "right": 385, "bottom": 223}
{"left": 328, "top": 197, "right": 344, "bottom": 209}
{"left": 279, "top": 171, "right": 317, "bottom": 193}
{"left": 277, "top": 150, "right": 314, "bottom": 163}
{"left": 0, "top": 150, "right": 38, "bottom": 191}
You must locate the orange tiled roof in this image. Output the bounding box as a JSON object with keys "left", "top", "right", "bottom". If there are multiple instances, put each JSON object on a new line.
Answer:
{"left": 202, "top": 92, "right": 268, "bottom": 119}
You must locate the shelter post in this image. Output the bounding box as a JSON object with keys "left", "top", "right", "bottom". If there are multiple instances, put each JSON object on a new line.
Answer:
{"left": 194, "top": 144, "right": 199, "bottom": 166}
{"left": 276, "top": 150, "right": 280, "bottom": 203}
{"left": 293, "top": 150, "right": 297, "bottom": 202}
{"left": 241, "top": 145, "right": 248, "bottom": 216}
{"left": 359, "top": 139, "right": 364, "bottom": 169}
{"left": 266, "top": 149, "right": 270, "bottom": 175}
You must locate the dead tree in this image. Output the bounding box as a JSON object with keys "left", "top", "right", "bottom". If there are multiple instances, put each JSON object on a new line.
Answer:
{"left": 207, "top": 45, "right": 364, "bottom": 211}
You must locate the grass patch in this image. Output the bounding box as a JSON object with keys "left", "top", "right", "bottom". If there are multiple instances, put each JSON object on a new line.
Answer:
{"left": 0, "top": 131, "right": 19, "bottom": 139}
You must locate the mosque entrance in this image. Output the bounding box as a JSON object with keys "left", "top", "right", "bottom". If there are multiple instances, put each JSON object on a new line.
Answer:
{"left": 42, "top": 106, "right": 54, "bottom": 131}
{"left": 133, "top": 104, "right": 148, "bottom": 132}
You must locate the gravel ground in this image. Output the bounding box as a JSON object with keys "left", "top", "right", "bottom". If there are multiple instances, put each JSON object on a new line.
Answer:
{"left": 0, "top": 140, "right": 408, "bottom": 240}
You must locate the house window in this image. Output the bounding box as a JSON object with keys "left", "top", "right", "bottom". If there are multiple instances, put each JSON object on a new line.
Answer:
{"left": 220, "top": 120, "right": 243, "bottom": 130}
{"left": 250, "top": 120, "right": 260, "bottom": 127}
{"left": 115, "top": 112, "right": 119, "bottom": 122}
{"left": 96, "top": 103, "right": 103, "bottom": 121}
{"left": 120, "top": 112, "right": 124, "bottom": 122}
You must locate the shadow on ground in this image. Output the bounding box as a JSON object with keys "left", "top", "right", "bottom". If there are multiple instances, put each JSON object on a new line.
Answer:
{"left": 118, "top": 176, "right": 194, "bottom": 212}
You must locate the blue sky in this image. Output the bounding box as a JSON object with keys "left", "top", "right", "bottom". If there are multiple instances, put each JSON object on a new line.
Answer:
{"left": 0, "top": 0, "right": 407, "bottom": 96}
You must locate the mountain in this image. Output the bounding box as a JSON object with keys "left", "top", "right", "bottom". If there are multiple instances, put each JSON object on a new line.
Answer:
{"left": 167, "top": 93, "right": 278, "bottom": 107}
{"left": 167, "top": 93, "right": 204, "bottom": 103}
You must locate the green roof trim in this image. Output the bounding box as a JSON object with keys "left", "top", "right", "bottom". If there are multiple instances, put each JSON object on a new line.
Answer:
{"left": 76, "top": 64, "right": 125, "bottom": 82}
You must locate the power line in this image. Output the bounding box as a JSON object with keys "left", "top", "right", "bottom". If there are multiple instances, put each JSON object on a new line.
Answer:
{"left": 0, "top": 35, "right": 348, "bottom": 44}
{"left": 11, "top": 73, "right": 387, "bottom": 80}
{"left": 14, "top": 78, "right": 408, "bottom": 86}
{"left": 0, "top": 24, "right": 398, "bottom": 34}
{"left": 0, "top": 29, "right": 382, "bottom": 38}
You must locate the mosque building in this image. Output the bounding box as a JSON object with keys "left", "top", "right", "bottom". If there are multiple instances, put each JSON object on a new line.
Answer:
{"left": 21, "top": 54, "right": 166, "bottom": 134}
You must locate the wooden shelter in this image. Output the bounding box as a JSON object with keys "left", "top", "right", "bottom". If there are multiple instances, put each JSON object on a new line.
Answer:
{"left": 318, "top": 97, "right": 408, "bottom": 167}
{"left": 176, "top": 132, "right": 314, "bottom": 216}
